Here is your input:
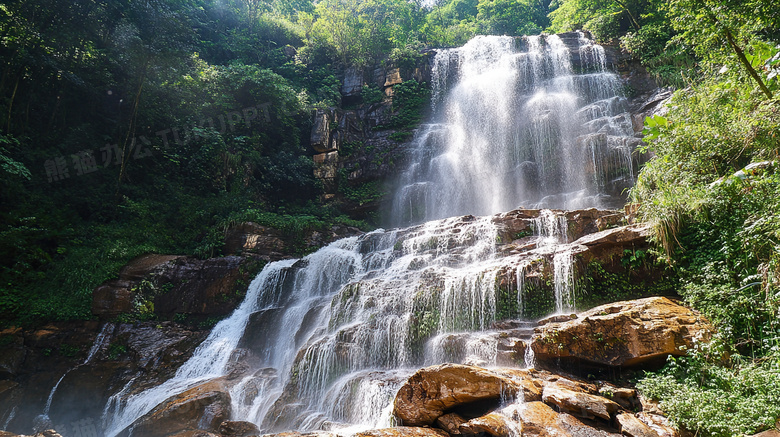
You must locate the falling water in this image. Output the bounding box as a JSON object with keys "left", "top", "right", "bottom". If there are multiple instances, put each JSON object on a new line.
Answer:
{"left": 105, "top": 32, "right": 637, "bottom": 436}
{"left": 39, "top": 323, "right": 115, "bottom": 418}
{"left": 391, "top": 33, "right": 637, "bottom": 226}
{"left": 2, "top": 407, "right": 16, "bottom": 430}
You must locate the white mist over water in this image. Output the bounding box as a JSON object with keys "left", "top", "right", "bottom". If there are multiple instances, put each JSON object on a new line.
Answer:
{"left": 103, "top": 33, "right": 637, "bottom": 436}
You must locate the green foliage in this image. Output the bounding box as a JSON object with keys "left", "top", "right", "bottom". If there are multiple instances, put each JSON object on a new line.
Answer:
{"left": 306, "top": 0, "right": 424, "bottom": 66}
{"left": 476, "top": 0, "right": 543, "bottom": 36}
{"left": 382, "top": 80, "right": 431, "bottom": 139}
{"left": 633, "top": 40, "right": 780, "bottom": 435}
{"left": 339, "top": 179, "right": 386, "bottom": 206}
{"left": 361, "top": 85, "right": 385, "bottom": 105}
{"left": 107, "top": 343, "right": 127, "bottom": 360}
{"left": 548, "top": 0, "right": 646, "bottom": 40}
{"left": 59, "top": 344, "right": 80, "bottom": 358}
{"left": 581, "top": 258, "right": 675, "bottom": 308}
{"left": 639, "top": 340, "right": 780, "bottom": 437}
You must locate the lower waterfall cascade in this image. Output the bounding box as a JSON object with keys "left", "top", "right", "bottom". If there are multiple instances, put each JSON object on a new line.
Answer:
{"left": 101, "top": 207, "right": 629, "bottom": 436}
{"left": 57, "top": 33, "right": 645, "bottom": 437}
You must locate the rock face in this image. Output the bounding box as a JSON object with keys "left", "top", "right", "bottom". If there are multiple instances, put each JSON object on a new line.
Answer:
{"left": 310, "top": 52, "right": 436, "bottom": 214}
{"left": 224, "top": 222, "right": 362, "bottom": 259}
{"left": 91, "top": 253, "right": 259, "bottom": 319}
{"left": 531, "top": 297, "right": 714, "bottom": 367}
{"left": 92, "top": 254, "right": 184, "bottom": 316}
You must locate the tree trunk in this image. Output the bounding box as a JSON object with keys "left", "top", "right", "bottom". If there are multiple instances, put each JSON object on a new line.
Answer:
{"left": 724, "top": 28, "right": 773, "bottom": 99}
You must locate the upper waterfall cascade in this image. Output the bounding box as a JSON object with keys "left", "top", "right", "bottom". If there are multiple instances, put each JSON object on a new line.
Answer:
{"left": 101, "top": 33, "right": 641, "bottom": 437}
{"left": 391, "top": 33, "right": 639, "bottom": 226}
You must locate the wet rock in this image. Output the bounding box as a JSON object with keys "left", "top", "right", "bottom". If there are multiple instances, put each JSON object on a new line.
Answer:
{"left": 435, "top": 412, "right": 466, "bottom": 435}
{"left": 166, "top": 432, "right": 220, "bottom": 437}
{"left": 153, "top": 256, "right": 254, "bottom": 318}
{"left": 355, "top": 427, "right": 449, "bottom": 437}
{"left": 458, "top": 412, "right": 512, "bottom": 437}
{"left": 92, "top": 253, "right": 263, "bottom": 320}
{"left": 616, "top": 412, "right": 660, "bottom": 437}
{"left": 219, "top": 420, "right": 260, "bottom": 436}
{"left": 264, "top": 433, "right": 336, "bottom": 437}
{"left": 542, "top": 384, "right": 620, "bottom": 420}
{"left": 128, "top": 378, "right": 231, "bottom": 437}
{"left": 393, "top": 364, "right": 523, "bottom": 426}
{"left": 532, "top": 297, "right": 714, "bottom": 367}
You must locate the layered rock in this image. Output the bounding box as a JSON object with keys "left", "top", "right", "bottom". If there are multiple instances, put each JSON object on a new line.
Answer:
{"left": 531, "top": 297, "right": 714, "bottom": 367}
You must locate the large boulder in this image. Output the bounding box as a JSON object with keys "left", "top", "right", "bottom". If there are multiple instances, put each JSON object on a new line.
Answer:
{"left": 92, "top": 254, "right": 183, "bottom": 316}
{"left": 91, "top": 254, "right": 262, "bottom": 319}
{"left": 393, "top": 364, "right": 531, "bottom": 426}
{"left": 531, "top": 297, "right": 714, "bottom": 367}
{"left": 126, "top": 379, "right": 231, "bottom": 437}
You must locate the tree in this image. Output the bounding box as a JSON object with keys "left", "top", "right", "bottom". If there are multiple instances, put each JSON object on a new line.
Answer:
{"left": 666, "top": 0, "right": 779, "bottom": 98}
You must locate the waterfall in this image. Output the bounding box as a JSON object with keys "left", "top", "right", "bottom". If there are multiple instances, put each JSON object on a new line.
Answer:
{"left": 391, "top": 33, "right": 637, "bottom": 226}
{"left": 105, "top": 32, "right": 637, "bottom": 436}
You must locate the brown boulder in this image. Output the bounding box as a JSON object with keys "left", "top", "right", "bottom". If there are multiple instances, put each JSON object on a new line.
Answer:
{"left": 128, "top": 379, "right": 231, "bottom": 437}
{"left": 751, "top": 431, "right": 780, "bottom": 437}
{"left": 541, "top": 384, "right": 620, "bottom": 420}
{"left": 531, "top": 297, "right": 714, "bottom": 367}
{"left": 354, "top": 428, "right": 449, "bottom": 437}
{"left": 393, "top": 364, "right": 524, "bottom": 426}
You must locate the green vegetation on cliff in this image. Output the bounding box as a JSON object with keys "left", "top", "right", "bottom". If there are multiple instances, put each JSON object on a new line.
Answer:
{"left": 545, "top": 0, "right": 780, "bottom": 434}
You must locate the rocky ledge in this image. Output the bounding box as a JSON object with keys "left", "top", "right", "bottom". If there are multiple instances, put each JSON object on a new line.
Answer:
{"left": 531, "top": 296, "right": 714, "bottom": 369}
